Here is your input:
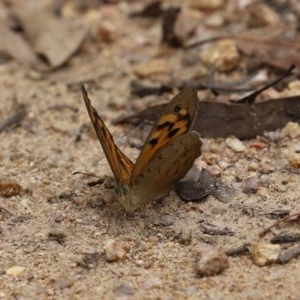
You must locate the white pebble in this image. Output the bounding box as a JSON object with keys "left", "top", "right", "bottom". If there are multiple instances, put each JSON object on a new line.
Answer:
{"left": 226, "top": 136, "right": 246, "bottom": 152}
{"left": 103, "top": 239, "right": 127, "bottom": 262}
{"left": 6, "top": 266, "right": 26, "bottom": 277}
{"left": 250, "top": 242, "right": 280, "bottom": 266}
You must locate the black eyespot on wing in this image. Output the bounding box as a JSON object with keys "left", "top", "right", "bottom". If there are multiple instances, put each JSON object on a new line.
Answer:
{"left": 173, "top": 104, "right": 181, "bottom": 113}
{"left": 149, "top": 138, "right": 158, "bottom": 146}
{"left": 167, "top": 128, "right": 180, "bottom": 138}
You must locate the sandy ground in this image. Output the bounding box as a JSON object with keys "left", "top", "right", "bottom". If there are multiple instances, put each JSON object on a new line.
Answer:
{"left": 1, "top": 2, "right": 300, "bottom": 300}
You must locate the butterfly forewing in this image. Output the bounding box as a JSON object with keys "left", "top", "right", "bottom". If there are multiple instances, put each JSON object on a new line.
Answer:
{"left": 132, "top": 87, "right": 199, "bottom": 178}
{"left": 81, "top": 84, "right": 134, "bottom": 184}
{"left": 131, "top": 131, "right": 202, "bottom": 203}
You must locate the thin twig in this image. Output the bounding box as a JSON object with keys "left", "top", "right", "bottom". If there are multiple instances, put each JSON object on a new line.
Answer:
{"left": 0, "top": 104, "right": 27, "bottom": 132}
{"left": 0, "top": 205, "right": 14, "bottom": 216}
{"left": 259, "top": 210, "right": 300, "bottom": 237}
{"left": 234, "top": 64, "right": 295, "bottom": 104}
{"left": 225, "top": 243, "right": 250, "bottom": 256}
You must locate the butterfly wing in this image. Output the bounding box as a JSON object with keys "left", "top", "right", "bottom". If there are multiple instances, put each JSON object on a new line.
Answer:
{"left": 129, "top": 131, "right": 202, "bottom": 209}
{"left": 81, "top": 83, "right": 134, "bottom": 184}
{"left": 132, "top": 87, "right": 198, "bottom": 178}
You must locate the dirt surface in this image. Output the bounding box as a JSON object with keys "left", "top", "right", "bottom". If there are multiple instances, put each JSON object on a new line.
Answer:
{"left": 1, "top": 1, "right": 300, "bottom": 299}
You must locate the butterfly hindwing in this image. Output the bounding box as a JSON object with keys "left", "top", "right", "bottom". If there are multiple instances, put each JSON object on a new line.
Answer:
{"left": 81, "top": 83, "right": 133, "bottom": 184}
{"left": 131, "top": 131, "right": 202, "bottom": 203}
{"left": 132, "top": 87, "right": 198, "bottom": 178}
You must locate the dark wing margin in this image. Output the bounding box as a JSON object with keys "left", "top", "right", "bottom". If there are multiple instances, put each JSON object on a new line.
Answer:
{"left": 80, "top": 83, "right": 133, "bottom": 184}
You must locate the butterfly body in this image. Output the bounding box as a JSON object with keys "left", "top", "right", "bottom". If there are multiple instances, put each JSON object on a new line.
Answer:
{"left": 81, "top": 84, "right": 202, "bottom": 213}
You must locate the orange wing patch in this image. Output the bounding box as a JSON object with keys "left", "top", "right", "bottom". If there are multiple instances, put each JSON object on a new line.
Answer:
{"left": 132, "top": 87, "right": 198, "bottom": 177}
{"left": 133, "top": 109, "right": 191, "bottom": 175}
{"left": 81, "top": 83, "right": 133, "bottom": 184}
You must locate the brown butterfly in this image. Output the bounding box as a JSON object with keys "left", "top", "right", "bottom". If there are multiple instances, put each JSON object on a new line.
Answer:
{"left": 81, "top": 84, "right": 202, "bottom": 213}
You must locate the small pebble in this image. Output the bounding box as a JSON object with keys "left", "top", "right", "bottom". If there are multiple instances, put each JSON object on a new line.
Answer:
{"left": 135, "top": 260, "right": 144, "bottom": 267}
{"left": 249, "top": 3, "right": 281, "bottom": 26}
{"left": 174, "top": 8, "right": 202, "bottom": 41}
{"left": 282, "top": 145, "right": 300, "bottom": 168}
{"left": 242, "top": 176, "right": 260, "bottom": 194}
{"left": 205, "top": 13, "right": 224, "bottom": 28}
{"left": 248, "top": 162, "right": 259, "bottom": 172}
{"left": 287, "top": 80, "right": 300, "bottom": 94}
{"left": 177, "top": 230, "right": 192, "bottom": 245}
{"left": 274, "top": 184, "right": 287, "bottom": 193}
{"left": 143, "top": 260, "right": 154, "bottom": 269}
{"left": 195, "top": 243, "right": 229, "bottom": 277}
{"left": 148, "top": 236, "right": 159, "bottom": 243}
{"left": 48, "top": 230, "right": 67, "bottom": 244}
{"left": 51, "top": 274, "right": 75, "bottom": 289}
{"left": 20, "top": 198, "right": 30, "bottom": 208}
{"left": 139, "top": 277, "right": 163, "bottom": 290}
{"left": 226, "top": 136, "right": 246, "bottom": 152}
{"left": 27, "top": 70, "right": 44, "bottom": 80}
{"left": 133, "top": 59, "right": 170, "bottom": 78}
{"left": 256, "top": 187, "right": 270, "bottom": 198}
{"left": 141, "top": 241, "right": 152, "bottom": 251}
{"left": 260, "top": 175, "right": 271, "bottom": 185}
{"left": 104, "top": 239, "right": 127, "bottom": 262}
{"left": 260, "top": 164, "right": 274, "bottom": 174}
{"left": 6, "top": 266, "right": 25, "bottom": 277}
{"left": 295, "top": 143, "right": 300, "bottom": 153}
{"left": 201, "top": 153, "right": 220, "bottom": 165}
{"left": 207, "top": 165, "right": 222, "bottom": 176}
{"left": 277, "top": 158, "right": 289, "bottom": 169}
{"left": 250, "top": 242, "right": 280, "bottom": 266}
{"left": 41, "top": 177, "right": 50, "bottom": 185}
{"left": 114, "top": 283, "right": 134, "bottom": 296}
{"left": 0, "top": 183, "right": 22, "bottom": 197}
{"left": 281, "top": 122, "right": 300, "bottom": 138}
{"left": 97, "top": 21, "right": 117, "bottom": 43}
{"left": 200, "top": 40, "right": 240, "bottom": 72}
{"left": 264, "top": 130, "right": 283, "bottom": 142}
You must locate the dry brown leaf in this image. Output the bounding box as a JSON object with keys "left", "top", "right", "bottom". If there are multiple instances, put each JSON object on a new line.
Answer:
{"left": 114, "top": 95, "right": 300, "bottom": 139}
{"left": 233, "top": 26, "right": 300, "bottom": 75}
{"left": 176, "top": 169, "right": 234, "bottom": 203}
{"left": 0, "top": 20, "right": 38, "bottom": 66}
{"left": 13, "top": 6, "right": 88, "bottom": 70}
